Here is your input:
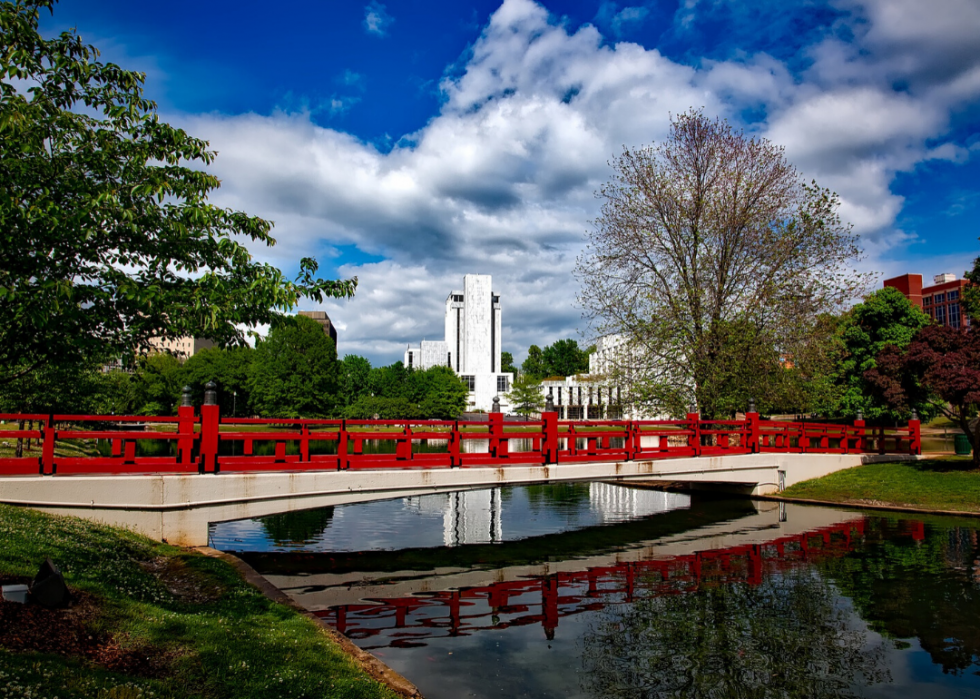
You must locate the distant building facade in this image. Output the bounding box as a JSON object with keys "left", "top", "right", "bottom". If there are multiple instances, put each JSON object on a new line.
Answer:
{"left": 147, "top": 336, "right": 215, "bottom": 359}
{"left": 404, "top": 274, "right": 513, "bottom": 412}
{"left": 298, "top": 311, "right": 339, "bottom": 347}
{"left": 884, "top": 273, "right": 972, "bottom": 328}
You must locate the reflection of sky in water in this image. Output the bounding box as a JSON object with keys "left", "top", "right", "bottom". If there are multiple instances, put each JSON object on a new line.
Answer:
{"left": 209, "top": 483, "right": 690, "bottom": 552}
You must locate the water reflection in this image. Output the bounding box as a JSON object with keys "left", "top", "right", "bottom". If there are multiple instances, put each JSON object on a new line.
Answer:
{"left": 223, "top": 488, "right": 980, "bottom": 699}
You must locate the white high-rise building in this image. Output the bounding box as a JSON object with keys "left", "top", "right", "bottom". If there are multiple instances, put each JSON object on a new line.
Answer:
{"left": 405, "top": 274, "right": 513, "bottom": 412}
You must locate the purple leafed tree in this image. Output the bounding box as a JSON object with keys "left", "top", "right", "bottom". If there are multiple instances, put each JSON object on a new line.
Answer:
{"left": 866, "top": 325, "right": 980, "bottom": 467}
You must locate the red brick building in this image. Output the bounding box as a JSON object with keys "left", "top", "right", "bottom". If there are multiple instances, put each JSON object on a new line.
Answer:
{"left": 884, "top": 273, "right": 971, "bottom": 328}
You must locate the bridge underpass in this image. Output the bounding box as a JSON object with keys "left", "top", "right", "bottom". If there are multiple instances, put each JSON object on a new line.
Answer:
{"left": 0, "top": 451, "right": 915, "bottom": 546}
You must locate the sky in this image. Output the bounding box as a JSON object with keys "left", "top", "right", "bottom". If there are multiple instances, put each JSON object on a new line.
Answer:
{"left": 40, "top": 0, "right": 980, "bottom": 365}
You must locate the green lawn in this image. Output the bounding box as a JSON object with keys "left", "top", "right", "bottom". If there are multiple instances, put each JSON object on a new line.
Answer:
{"left": 0, "top": 504, "right": 400, "bottom": 699}
{"left": 781, "top": 457, "right": 980, "bottom": 513}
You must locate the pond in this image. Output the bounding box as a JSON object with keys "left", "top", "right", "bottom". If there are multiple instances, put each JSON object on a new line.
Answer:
{"left": 211, "top": 485, "right": 980, "bottom": 699}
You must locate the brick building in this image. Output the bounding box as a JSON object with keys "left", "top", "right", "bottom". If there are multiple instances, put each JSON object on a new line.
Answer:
{"left": 884, "top": 273, "right": 971, "bottom": 328}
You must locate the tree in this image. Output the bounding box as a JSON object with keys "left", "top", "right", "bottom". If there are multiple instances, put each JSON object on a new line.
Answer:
{"left": 965, "top": 237, "right": 980, "bottom": 325}
{"left": 367, "top": 362, "right": 409, "bottom": 400}
{"left": 130, "top": 353, "right": 183, "bottom": 416}
{"left": 541, "top": 339, "right": 590, "bottom": 378}
{"left": 0, "top": 1, "right": 355, "bottom": 386}
{"left": 248, "top": 316, "right": 339, "bottom": 418}
{"left": 521, "top": 345, "right": 548, "bottom": 380}
{"left": 866, "top": 325, "right": 980, "bottom": 467}
{"left": 833, "top": 287, "right": 932, "bottom": 421}
{"left": 507, "top": 373, "right": 544, "bottom": 418}
{"left": 179, "top": 346, "right": 254, "bottom": 417}
{"left": 338, "top": 355, "right": 372, "bottom": 408}
{"left": 576, "top": 109, "right": 866, "bottom": 418}
{"left": 500, "top": 351, "right": 517, "bottom": 375}
{"left": 407, "top": 366, "right": 469, "bottom": 419}
{"left": 344, "top": 395, "right": 421, "bottom": 420}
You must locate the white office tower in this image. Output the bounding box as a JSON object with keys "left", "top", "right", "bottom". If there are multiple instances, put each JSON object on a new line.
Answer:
{"left": 404, "top": 274, "right": 513, "bottom": 412}
{"left": 588, "top": 482, "right": 690, "bottom": 523}
{"left": 443, "top": 489, "right": 503, "bottom": 546}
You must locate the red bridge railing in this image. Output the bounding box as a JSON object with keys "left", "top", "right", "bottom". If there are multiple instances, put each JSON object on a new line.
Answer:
{"left": 0, "top": 403, "right": 921, "bottom": 477}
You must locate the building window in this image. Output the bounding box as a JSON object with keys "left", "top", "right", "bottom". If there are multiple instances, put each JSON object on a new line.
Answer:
{"left": 407, "top": 351, "right": 413, "bottom": 368}
{"left": 496, "top": 376, "right": 509, "bottom": 393}
{"left": 452, "top": 294, "right": 464, "bottom": 303}
{"left": 462, "top": 375, "right": 476, "bottom": 391}
{"left": 923, "top": 296, "right": 932, "bottom": 306}
{"left": 950, "top": 303, "right": 961, "bottom": 327}
{"left": 934, "top": 292, "right": 946, "bottom": 303}
{"left": 936, "top": 305, "right": 946, "bottom": 325}
{"left": 948, "top": 290, "right": 959, "bottom": 301}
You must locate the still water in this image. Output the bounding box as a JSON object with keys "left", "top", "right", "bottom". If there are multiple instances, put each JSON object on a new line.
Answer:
{"left": 211, "top": 485, "right": 980, "bottom": 699}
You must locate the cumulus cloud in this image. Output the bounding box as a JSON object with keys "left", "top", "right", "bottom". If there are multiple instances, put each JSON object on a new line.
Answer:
{"left": 363, "top": 1, "right": 394, "bottom": 37}
{"left": 177, "top": 0, "right": 980, "bottom": 364}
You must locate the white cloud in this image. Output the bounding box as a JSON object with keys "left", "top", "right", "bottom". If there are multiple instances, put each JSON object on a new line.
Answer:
{"left": 363, "top": 1, "right": 394, "bottom": 37}
{"left": 177, "top": 0, "right": 980, "bottom": 364}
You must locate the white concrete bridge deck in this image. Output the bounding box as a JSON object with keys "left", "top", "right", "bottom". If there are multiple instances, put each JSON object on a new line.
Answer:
{"left": 0, "top": 452, "right": 915, "bottom": 545}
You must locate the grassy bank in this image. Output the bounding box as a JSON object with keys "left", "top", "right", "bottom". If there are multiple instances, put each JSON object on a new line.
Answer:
{"left": 0, "top": 504, "right": 400, "bottom": 699}
{"left": 781, "top": 457, "right": 980, "bottom": 513}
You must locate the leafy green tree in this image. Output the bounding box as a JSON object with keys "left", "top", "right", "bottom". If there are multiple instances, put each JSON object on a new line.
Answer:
{"left": 367, "top": 362, "right": 409, "bottom": 400}
{"left": 965, "top": 237, "right": 980, "bottom": 324}
{"left": 248, "top": 316, "right": 339, "bottom": 418}
{"left": 541, "top": 338, "right": 590, "bottom": 378}
{"left": 576, "top": 109, "right": 866, "bottom": 419}
{"left": 507, "top": 373, "right": 545, "bottom": 418}
{"left": 521, "top": 345, "right": 548, "bottom": 380}
{"left": 500, "top": 351, "right": 517, "bottom": 375}
{"left": 0, "top": 0, "right": 355, "bottom": 386}
{"left": 130, "top": 353, "right": 183, "bottom": 415}
{"left": 833, "top": 287, "right": 932, "bottom": 421}
{"left": 338, "top": 355, "right": 372, "bottom": 408}
{"left": 409, "top": 366, "right": 469, "bottom": 419}
{"left": 179, "top": 346, "right": 254, "bottom": 416}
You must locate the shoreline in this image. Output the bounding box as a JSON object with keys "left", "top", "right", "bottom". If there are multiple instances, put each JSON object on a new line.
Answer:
{"left": 751, "top": 494, "right": 980, "bottom": 519}
{"left": 196, "top": 546, "right": 423, "bottom": 699}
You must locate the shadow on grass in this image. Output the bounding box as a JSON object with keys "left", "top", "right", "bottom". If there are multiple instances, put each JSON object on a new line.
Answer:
{"left": 913, "top": 456, "right": 978, "bottom": 473}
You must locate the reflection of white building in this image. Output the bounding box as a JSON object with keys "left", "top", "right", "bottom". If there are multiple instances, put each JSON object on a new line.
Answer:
{"left": 404, "top": 274, "right": 513, "bottom": 412}
{"left": 403, "top": 484, "right": 689, "bottom": 546}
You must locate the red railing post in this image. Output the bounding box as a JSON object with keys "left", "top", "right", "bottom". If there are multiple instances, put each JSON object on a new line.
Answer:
{"left": 687, "top": 408, "right": 701, "bottom": 457}
{"left": 178, "top": 386, "right": 196, "bottom": 468}
{"left": 41, "top": 415, "right": 55, "bottom": 475}
{"left": 450, "top": 420, "right": 461, "bottom": 468}
{"left": 909, "top": 411, "right": 921, "bottom": 455}
{"left": 854, "top": 413, "right": 866, "bottom": 453}
{"left": 200, "top": 381, "right": 220, "bottom": 473}
{"left": 337, "top": 419, "right": 348, "bottom": 470}
{"left": 396, "top": 423, "right": 413, "bottom": 461}
{"left": 627, "top": 421, "right": 638, "bottom": 460}
{"left": 746, "top": 401, "right": 759, "bottom": 453}
{"left": 300, "top": 424, "right": 310, "bottom": 463}
{"left": 489, "top": 412, "right": 503, "bottom": 459}
{"left": 542, "top": 411, "right": 558, "bottom": 464}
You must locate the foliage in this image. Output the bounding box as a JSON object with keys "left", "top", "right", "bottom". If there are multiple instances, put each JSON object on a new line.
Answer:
{"left": 576, "top": 109, "right": 866, "bottom": 418}
{"left": 520, "top": 345, "right": 547, "bottom": 379}
{"left": 367, "top": 362, "right": 409, "bottom": 400}
{"left": 0, "top": 0, "right": 355, "bottom": 386}
{"left": 965, "top": 236, "right": 980, "bottom": 324}
{"left": 0, "top": 357, "right": 131, "bottom": 415}
{"left": 866, "top": 325, "right": 980, "bottom": 466}
{"left": 407, "top": 366, "right": 469, "bottom": 419}
{"left": 541, "top": 338, "right": 590, "bottom": 378}
{"left": 129, "top": 353, "right": 183, "bottom": 416}
{"left": 248, "top": 315, "right": 338, "bottom": 418}
{"left": 179, "top": 346, "right": 253, "bottom": 416}
{"left": 500, "top": 351, "right": 517, "bottom": 375}
{"left": 0, "top": 503, "right": 399, "bottom": 699}
{"left": 338, "top": 354, "right": 372, "bottom": 408}
{"left": 832, "top": 287, "right": 933, "bottom": 421}
{"left": 507, "top": 373, "right": 544, "bottom": 418}
{"left": 344, "top": 395, "right": 421, "bottom": 420}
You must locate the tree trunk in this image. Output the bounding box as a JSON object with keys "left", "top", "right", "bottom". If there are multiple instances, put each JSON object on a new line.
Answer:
{"left": 15, "top": 419, "right": 24, "bottom": 458}
{"left": 971, "top": 418, "right": 980, "bottom": 470}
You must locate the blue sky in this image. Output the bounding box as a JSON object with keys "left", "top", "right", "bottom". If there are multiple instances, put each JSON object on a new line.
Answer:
{"left": 41, "top": 0, "right": 980, "bottom": 364}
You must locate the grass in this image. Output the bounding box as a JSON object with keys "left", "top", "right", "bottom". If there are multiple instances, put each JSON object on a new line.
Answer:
{"left": 781, "top": 456, "right": 980, "bottom": 513}
{"left": 0, "top": 504, "right": 400, "bottom": 699}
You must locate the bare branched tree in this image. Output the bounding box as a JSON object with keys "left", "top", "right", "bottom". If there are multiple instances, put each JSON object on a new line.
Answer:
{"left": 577, "top": 109, "right": 868, "bottom": 418}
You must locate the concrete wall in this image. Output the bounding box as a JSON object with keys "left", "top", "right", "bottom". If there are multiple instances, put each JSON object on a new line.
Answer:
{"left": 0, "top": 453, "right": 917, "bottom": 547}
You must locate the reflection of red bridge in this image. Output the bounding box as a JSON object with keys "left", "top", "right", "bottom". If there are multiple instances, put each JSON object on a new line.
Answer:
{"left": 318, "top": 518, "right": 926, "bottom": 647}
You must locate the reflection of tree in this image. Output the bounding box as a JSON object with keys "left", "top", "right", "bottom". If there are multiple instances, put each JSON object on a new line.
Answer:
{"left": 820, "top": 520, "right": 980, "bottom": 674}
{"left": 581, "top": 568, "right": 889, "bottom": 698}
{"left": 261, "top": 507, "right": 334, "bottom": 545}
{"left": 524, "top": 482, "right": 591, "bottom": 510}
